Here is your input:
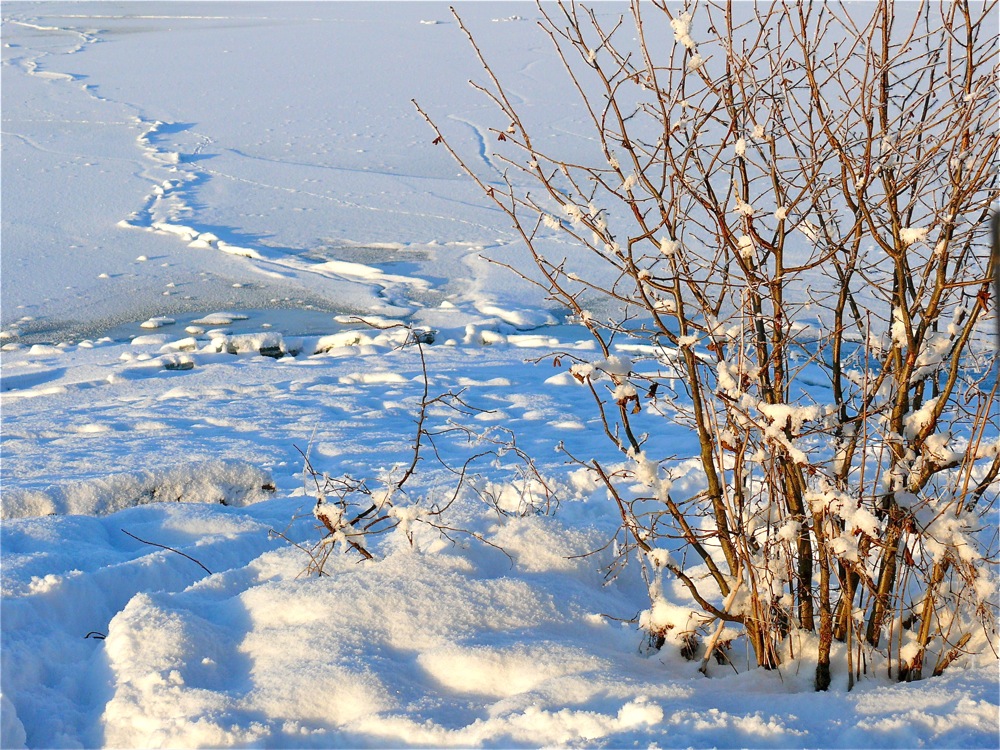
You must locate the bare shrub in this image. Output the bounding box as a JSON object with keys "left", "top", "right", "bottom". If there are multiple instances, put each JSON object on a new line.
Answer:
{"left": 416, "top": 0, "right": 999, "bottom": 690}
{"left": 293, "top": 323, "right": 559, "bottom": 573}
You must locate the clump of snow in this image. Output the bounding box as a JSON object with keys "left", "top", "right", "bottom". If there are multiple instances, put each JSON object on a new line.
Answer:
{"left": 565, "top": 361, "right": 591, "bottom": 385}
{"left": 805, "top": 482, "right": 882, "bottom": 562}
{"left": 639, "top": 599, "right": 702, "bottom": 646}
{"left": 676, "top": 335, "right": 698, "bottom": 348}
{"left": 617, "top": 697, "right": 665, "bottom": 729}
{"left": 28, "top": 344, "right": 64, "bottom": 356}
{"left": 312, "top": 330, "right": 372, "bottom": 352}
{"left": 562, "top": 202, "right": 584, "bottom": 224}
{"left": 646, "top": 548, "right": 676, "bottom": 570}
{"left": 207, "top": 331, "right": 290, "bottom": 356}
{"left": 670, "top": 11, "right": 696, "bottom": 50}
{"left": 757, "top": 402, "right": 821, "bottom": 435}
{"left": 629, "top": 451, "right": 671, "bottom": 500}
{"left": 130, "top": 333, "right": 170, "bottom": 346}
{"left": 465, "top": 324, "right": 507, "bottom": 346}
{"left": 159, "top": 337, "right": 199, "bottom": 353}
{"left": 659, "top": 237, "right": 679, "bottom": 256}
{"left": 139, "top": 316, "right": 176, "bottom": 329}
{"left": 903, "top": 395, "right": 940, "bottom": 439}
{"left": 900, "top": 226, "right": 929, "bottom": 246}
{"left": 190, "top": 312, "right": 250, "bottom": 326}
{"left": 611, "top": 381, "right": 638, "bottom": 403}
{"left": 596, "top": 354, "right": 632, "bottom": 378}
{"left": 920, "top": 430, "right": 961, "bottom": 467}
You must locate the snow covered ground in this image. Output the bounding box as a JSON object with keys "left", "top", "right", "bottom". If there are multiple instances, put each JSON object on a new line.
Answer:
{"left": 2, "top": 3, "right": 998, "bottom": 748}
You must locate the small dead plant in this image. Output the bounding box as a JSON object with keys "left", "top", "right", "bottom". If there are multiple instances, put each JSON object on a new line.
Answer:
{"left": 293, "top": 322, "right": 559, "bottom": 574}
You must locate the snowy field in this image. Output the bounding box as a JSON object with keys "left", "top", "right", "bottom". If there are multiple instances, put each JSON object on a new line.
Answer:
{"left": 2, "top": 3, "right": 998, "bottom": 748}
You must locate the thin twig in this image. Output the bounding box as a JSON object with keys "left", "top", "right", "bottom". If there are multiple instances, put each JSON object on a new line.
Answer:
{"left": 121, "top": 528, "right": 212, "bottom": 574}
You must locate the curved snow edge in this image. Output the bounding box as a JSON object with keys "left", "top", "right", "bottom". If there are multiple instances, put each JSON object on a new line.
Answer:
{"left": 1, "top": 460, "right": 275, "bottom": 520}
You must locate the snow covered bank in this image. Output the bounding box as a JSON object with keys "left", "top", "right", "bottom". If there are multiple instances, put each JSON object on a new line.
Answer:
{"left": 2, "top": 327, "right": 998, "bottom": 748}
{"left": 1, "top": 459, "right": 274, "bottom": 520}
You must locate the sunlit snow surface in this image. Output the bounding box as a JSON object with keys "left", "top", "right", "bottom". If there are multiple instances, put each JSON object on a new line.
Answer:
{"left": 3, "top": 1, "right": 572, "bottom": 341}
{"left": 2, "top": 3, "right": 998, "bottom": 748}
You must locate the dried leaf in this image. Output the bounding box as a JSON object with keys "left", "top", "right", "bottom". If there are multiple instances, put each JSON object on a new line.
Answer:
{"left": 977, "top": 286, "right": 991, "bottom": 312}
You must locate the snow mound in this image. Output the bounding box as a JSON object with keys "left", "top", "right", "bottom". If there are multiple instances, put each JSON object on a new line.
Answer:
{"left": 102, "top": 592, "right": 270, "bottom": 748}
{"left": 190, "top": 312, "right": 250, "bottom": 326}
{"left": 0, "top": 693, "right": 27, "bottom": 750}
{"left": 1, "top": 460, "right": 274, "bottom": 519}
{"left": 206, "top": 331, "right": 298, "bottom": 357}
{"left": 475, "top": 304, "right": 558, "bottom": 329}
{"left": 416, "top": 642, "right": 605, "bottom": 697}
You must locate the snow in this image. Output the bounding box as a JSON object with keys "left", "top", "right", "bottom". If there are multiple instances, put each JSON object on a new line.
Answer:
{"left": 900, "top": 226, "right": 930, "bottom": 246}
{"left": 1, "top": 460, "right": 273, "bottom": 520}
{"left": 2, "top": 2, "right": 998, "bottom": 748}
{"left": 670, "top": 11, "right": 696, "bottom": 51}
{"left": 139, "top": 316, "right": 176, "bottom": 329}
{"left": 659, "top": 236, "right": 679, "bottom": 256}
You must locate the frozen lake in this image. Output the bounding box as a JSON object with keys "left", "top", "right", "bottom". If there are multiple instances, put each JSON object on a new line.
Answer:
{"left": 3, "top": 2, "right": 572, "bottom": 343}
